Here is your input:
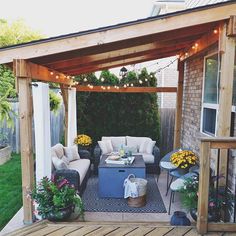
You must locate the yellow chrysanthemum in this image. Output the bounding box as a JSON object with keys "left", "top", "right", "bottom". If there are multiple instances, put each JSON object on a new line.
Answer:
{"left": 74, "top": 134, "right": 92, "bottom": 146}
{"left": 170, "top": 150, "right": 198, "bottom": 169}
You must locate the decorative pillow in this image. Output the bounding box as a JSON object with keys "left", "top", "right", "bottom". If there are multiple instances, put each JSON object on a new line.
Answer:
{"left": 102, "top": 136, "right": 126, "bottom": 151}
{"left": 61, "top": 155, "right": 70, "bottom": 165}
{"left": 51, "top": 143, "right": 64, "bottom": 159}
{"left": 126, "top": 136, "right": 152, "bottom": 151}
{"left": 146, "top": 140, "right": 156, "bottom": 154}
{"left": 52, "top": 156, "right": 68, "bottom": 170}
{"left": 64, "top": 146, "right": 80, "bottom": 162}
{"left": 139, "top": 140, "right": 149, "bottom": 153}
{"left": 98, "top": 140, "right": 113, "bottom": 154}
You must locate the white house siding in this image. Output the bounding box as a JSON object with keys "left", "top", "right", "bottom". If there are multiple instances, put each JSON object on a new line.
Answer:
{"left": 185, "top": 0, "right": 228, "bottom": 8}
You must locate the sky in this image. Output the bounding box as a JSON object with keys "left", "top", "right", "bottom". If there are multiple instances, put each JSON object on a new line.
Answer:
{"left": 0, "top": 0, "right": 176, "bottom": 75}
{"left": 0, "top": 0, "right": 154, "bottom": 37}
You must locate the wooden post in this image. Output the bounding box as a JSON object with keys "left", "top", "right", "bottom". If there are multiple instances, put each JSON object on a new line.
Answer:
{"left": 18, "top": 76, "right": 34, "bottom": 224}
{"left": 173, "top": 60, "right": 184, "bottom": 149}
{"left": 60, "top": 84, "right": 69, "bottom": 146}
{"left": 217, "top": 23, "right": 236, "bottom": 185}
{"left": 197, "top": 140, "right": 211, "bottom": 235}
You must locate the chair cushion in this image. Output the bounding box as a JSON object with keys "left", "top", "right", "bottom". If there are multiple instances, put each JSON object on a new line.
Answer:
{"left": 64, "top": 145, "right": 80, "bottom": 162}
{"left": 139, "top": 153, "right": 155, "bottom": 164}
{"left": 52, "top": 156, "right": 68, "bottom": 170}
{"left": 52, "top": 143, "right": 64, "bottom": 159}
{"left": 98, "top": 140, "right": 113, "bottom": 154}
{"left": 102, "top": 136, "right": 126, "bottom": 151}
{"left": 68, "top": 159, "right": 90, "bottom": 184}
{"left": 146, "top": 140, "right": 156, "bottom": 154}
{"left": 126, "top": 136, "right": 152, "bottom": 152}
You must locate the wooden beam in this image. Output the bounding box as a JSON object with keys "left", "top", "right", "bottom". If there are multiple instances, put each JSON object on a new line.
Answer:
{"left": 46, "top": 39, "right": 194, "bottom": 70}
{"left": 197, "top": 141, "right": 211, "bottom": 235}
{"left": 60, "top": 84, "right": 69, "bottom": 146}
{"left": 208, "top": 223, "right": 236, "bottom": 232}
{"left": 65, "top": 51, "right": 178, "bottom": 75}
{"left": 217, "top": 23, "right": 235, "bottom": 185}
{"left": 75, "top": 86, "right": 177, "bottom": 93}
{"left": 35, "top": 24, "right": 212, "bottom": 65}
{"left": 13, "top": 59, "right": 73, "bottom": 85}
{"left": 18, "top": 76, "right": 34, "bottom": 224}
{"left": 227, "top": 15, "right": 236, "bottom": 37}
{"left": 173, "top": 60, "right": 184, "bottom": 149}
{"left": 1, "top": 3, "right": 236, "bottom": 64}
{"left": 181, "top": 28, "right": 219, "bottom": 61}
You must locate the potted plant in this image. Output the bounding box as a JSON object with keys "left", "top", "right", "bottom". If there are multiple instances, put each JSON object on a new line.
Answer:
{"left": 74, "top": 134, "right": 92, "bottom": 150}
{"left": 179, "top": 174, "right": 234, "bottom": 222}
{"left": 31, "top": 176, "right": 84, "bottom": 221}
{"left": 170, "top": 150, "right": 198, "bottom": 174}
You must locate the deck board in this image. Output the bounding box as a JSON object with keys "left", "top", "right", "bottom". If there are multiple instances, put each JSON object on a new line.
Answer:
{"left": 3, "top": 221, "right": 236, "bottom": 236}
{"left": 66, "top": 225, "right": 101, "bottom": 236}
{"left": 145, "top": 227, "right": 173, "bottom": 236}
{"left": 46, "top": 226, "right": 81, "bottom": 236}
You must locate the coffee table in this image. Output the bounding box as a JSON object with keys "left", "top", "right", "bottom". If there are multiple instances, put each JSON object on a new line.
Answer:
{"left": 98, "top": 154, "right": 146, "bottom": 198}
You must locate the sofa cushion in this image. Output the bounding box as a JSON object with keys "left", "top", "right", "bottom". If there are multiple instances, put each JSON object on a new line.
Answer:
{"left": 52, "top": 143, "right": 64, "bottom": 159}
{"left": 146, "top": 140, "right": 156, "bottom": 154}
{"left": 64, "top": 145, "right": 80, "bottom": 162}
{"left": 98, "top": 140, "right": 113, "bottom": 154}
{"left": 123, "top": 145, "right": 138, "bottom": 153}
{"left": 68, "top": 159, "right": 90, "bottom": 184}
{"left": 52, "top": 156, "right": 68, "bottom": 170}
{"left": 102, "top": 136, "right": 126, "bottom": 151}
{"left": 139, "top": 153, "right": 155, "bottom": 164}
{"left": 126, "top": 136, "right": 152, "bottom": 151}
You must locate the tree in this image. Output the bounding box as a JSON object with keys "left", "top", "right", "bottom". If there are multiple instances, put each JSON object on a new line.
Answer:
{"left": 0, "top": 19, "right": 43, "bottom": 127}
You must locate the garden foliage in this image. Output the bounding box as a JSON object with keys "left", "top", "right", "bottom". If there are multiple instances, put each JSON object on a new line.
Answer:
{"left": 76, "top": 69, "right": 160, "bottom": 147}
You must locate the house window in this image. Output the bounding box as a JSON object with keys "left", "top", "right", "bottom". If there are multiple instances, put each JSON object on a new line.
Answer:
{"left": 201, "top": 54, "right": 219, "bottom": 136}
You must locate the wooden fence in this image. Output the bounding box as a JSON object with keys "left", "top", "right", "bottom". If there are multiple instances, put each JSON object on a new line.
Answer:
{"left": 159, "top": 108, "right": 175, "bottom": 157}
{"left": 0, "top": 101, "right": 65, "bottom": 153}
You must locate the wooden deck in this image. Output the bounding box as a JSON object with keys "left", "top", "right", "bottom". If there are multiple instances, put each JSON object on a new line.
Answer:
{"left": 3, "top": 221, "right": 236, "bottom": 236}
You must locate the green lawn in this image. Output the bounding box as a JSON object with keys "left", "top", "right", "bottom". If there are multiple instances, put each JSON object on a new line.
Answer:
{"left": 0, "top": 153, "right": 22, "bottom": 230}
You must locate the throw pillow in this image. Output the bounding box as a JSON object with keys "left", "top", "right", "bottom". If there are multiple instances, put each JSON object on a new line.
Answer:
{"left": 64, "top": 146, "right": 80, "bottom": 162}
{"left": 52, "top": 156, "right": 68, "bottom": 170}
{"left": 139, "top": 140, "right": 149, "bottom": 153}
{"left": 62, "top": 155, "right": 70, "bottom": 165}
{"left": 146, "top": 140, "right": 156, "bottom": 154}
{"left": 98, "top": 140, "right": 113, "bottom": 154}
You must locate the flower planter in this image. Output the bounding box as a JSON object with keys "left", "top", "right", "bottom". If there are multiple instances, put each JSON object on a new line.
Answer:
{"left": 46, "top": 205, "right": 74, "bottom": 222}
{"left": 0, "top": 145, "right": 12, "bottom": 165}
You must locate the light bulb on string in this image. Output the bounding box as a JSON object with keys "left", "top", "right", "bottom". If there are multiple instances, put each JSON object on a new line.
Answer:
{"left": 83, "top": 78, "right": 87, "bottom": 82}
{"left": 55, "top": 75, "right": 59, "bottom": 79}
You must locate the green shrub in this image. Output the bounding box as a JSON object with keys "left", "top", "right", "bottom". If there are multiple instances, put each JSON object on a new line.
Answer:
{"left": 76, "top": 69, "right": 160, "bottom": 148}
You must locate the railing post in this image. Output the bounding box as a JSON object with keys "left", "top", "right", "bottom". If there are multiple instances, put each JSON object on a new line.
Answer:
{"left": 197, "top": 140, "right": 211, "bottom": 235}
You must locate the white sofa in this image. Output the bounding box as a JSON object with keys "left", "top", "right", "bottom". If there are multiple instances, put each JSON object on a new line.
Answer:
{"left": 93, "top": 136, "right": 160, "bottom": 174}
{"left": 51, "top": 143, "right": 91, "bottom": 195}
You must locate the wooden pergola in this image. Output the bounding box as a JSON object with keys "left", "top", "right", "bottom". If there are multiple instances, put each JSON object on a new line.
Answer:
{"left": 0, "top": 2, "right": 236, "bottom": 234}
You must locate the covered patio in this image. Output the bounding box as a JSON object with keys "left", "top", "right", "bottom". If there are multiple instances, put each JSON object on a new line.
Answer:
{"left": 0, "top": 1, "right": 236, "bottom": 234}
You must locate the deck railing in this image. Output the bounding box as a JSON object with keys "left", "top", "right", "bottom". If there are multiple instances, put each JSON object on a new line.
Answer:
{"left": 197, "top": 137, "right": 236, "bottom": 234}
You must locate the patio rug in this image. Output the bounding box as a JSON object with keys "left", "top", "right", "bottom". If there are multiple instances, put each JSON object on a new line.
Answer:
{"left": 82, "top": 175, "right": 167, "bottom": 213}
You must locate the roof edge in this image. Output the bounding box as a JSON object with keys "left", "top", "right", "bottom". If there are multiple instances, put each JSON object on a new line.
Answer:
{"left": 0, "top": 0, "right": 235, "bottom": 51}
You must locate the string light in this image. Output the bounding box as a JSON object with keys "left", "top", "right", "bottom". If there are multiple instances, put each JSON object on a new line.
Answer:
{"left": 214, "top": 29, "right": 218, "bottom": 34}
{"left": 101, "top": 77, "right": 105, "bottom": 82}
{"left": 50, "top": 71, "right": 54, "bottom": 75}
{"left": 55, "top": 75, "right": 59, "bottom": 79}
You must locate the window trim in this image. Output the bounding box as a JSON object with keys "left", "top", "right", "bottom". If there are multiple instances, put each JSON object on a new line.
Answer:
{"left": 200, "top": 52, "right": 219, "bottom": 137}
